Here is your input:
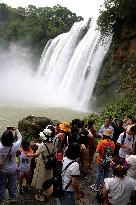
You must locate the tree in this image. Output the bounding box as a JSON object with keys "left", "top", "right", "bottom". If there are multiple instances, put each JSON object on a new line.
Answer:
{"left": 97, "top": 0, "right": 136, "bottom": 38}
{"left": 0, "top": 3, "right": 83, "bottom": 56}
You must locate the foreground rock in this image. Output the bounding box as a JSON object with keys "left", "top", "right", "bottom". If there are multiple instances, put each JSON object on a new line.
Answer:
{"left": 18, "top": 115, "right": 57, "bottom": 139}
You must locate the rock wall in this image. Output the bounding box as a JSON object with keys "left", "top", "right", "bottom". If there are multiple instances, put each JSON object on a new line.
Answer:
{"left": 92, "top": 23, "right": 136, "bottom": 110}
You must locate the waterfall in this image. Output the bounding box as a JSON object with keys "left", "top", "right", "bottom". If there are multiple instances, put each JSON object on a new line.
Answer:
{"left": 37, "top": 19, "right": 111, "bottom": 111}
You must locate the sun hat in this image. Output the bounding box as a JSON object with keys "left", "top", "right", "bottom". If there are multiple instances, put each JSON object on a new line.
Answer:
{"left": 39, "top": 132, "right": 47, "bottom": 141}
{"left": 103, "top": 129, "right": 112, "bottom": 137}
{"left": 43, "top": 128, "right": 52, "bottom": 136}
{"left": 59, "top": 121, "right": 71, "bottom": 132}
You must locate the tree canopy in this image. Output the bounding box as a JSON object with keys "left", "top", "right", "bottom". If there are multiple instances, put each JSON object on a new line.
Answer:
{"left": 97, "top": 0, "right": 136, "bottom": 38}
{"left": 0, "top": 3, "right": 83, "bottom": 55}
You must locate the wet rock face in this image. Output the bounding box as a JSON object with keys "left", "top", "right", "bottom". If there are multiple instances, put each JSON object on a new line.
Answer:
{"left": 18, "top": 115, "right": 53, "bottom": 138}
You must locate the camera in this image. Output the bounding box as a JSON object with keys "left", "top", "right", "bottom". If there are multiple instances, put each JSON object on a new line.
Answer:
{"left": 7, "top": 127, "right": 15, "bottom": 131}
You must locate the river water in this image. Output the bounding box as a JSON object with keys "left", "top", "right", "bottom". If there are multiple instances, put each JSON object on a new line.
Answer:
{"left": 0, "top": 106, "right": 88, "bottom": 133}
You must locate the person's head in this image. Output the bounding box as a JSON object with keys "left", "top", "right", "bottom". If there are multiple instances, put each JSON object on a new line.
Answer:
{"left": 71, "top": 119, "right": 82, "bottom": 129}
{"left": 102, "top": 129, "right": 112, "bottom": 139}
{"left": 46, "top": 125, "right": 55, "bottom": 138}
{"left": 87, "top": 120, "right": 95, "bottom": 129}
{"left": 59, "top": 122, "right": 71, "bottom": 133}
{"left": 128, "top": 125, "right": 136, "bottom": 135}
{"left": 104, "top": 118, "right": 110, "bottom": 126}
{"left": 1, "top": 130, "right": 14, "bottom": 147}
{"left": 65, "top": 143, "right": 80, "bottom": 160}
{"left": 111, "top": 156, "right": 128, "bottom": 178}
{"left": 127, "top": 115, "right": 135, "bottom": 125}
{"left": 39, "top": 125, "right": 55, "bottom": 143}
{"left": 22, "top": 140, "right": 30, "bottom": 151}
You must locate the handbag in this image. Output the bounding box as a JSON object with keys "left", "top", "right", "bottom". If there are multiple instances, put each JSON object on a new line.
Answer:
{"left": 0, "top": 146, "right": 12, "bottom": 169}
{"left": 42, "top": 143, "right": 56, "bottom": 170}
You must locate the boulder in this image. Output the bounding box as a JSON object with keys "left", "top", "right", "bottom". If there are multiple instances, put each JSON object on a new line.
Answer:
{"left": 18, "top": 115, "right": 54, "bottom": 139}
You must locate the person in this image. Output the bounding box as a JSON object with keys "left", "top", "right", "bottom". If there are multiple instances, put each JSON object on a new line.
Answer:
{"left": 116, "top": 125, "right": 136, "bottom": 159}
{"left": 0, "top": 127, "right": 22, "bottom": 203}
{"left": 126, "top": 142, "right": 136, "bottom": 180}
{"left": 126, "top": 143, "right": 136, "bottom": 203}
{"left": 103, "top": 156, "right": 136, "bottom": 205}
{"left": 112, "top": 120, "right": 125, "bottom": 156}
{"left": 28, "top": 126, "right": 55, "bottom": 202}
{"left": 60, "top": 143, "right": 81, "bottom": 205}
{"left": 17, "top": 140, "right": 34, "bottom": 194}
{"left": 98, "top": 118, "right": 114, "bottom": 138}
{"left": 86, "top": 120, "right": 98, "bottom": 165}
{"left": 76, "top": 120, "right": 92, "bottom": 178}
{"left": 90, "top": 129, "right": 115, "bottom": 192}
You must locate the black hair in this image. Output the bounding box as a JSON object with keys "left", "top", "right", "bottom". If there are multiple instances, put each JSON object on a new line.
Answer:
{"left": 103, "top": 135, "right": 111, "bottom": 140}
{"left": 1, "top": 130, "right": 14, "bottom": 147}
{"left": 65, "top": 143, "right": 80, "bottom": 160}
{"left": 46, "top": 125, "right": 55, "bottom": 138}
{"left": 22, "top": 140, "right": 30, "bottom": 151}
{"left": 87, "top": 120, "right": 95, "bottom": 129}
{"left": 112, "top": 156, "right": 128, "bottom": 178}
{"left": 118, "top": 120, "right": 124, "bottom": 127}
{"left": 71, "top": 119, "right": 82, "bottom": 129}
{"left": 127, "top": 115, "right": 133, "bottom": 119}
{"left": 130, "top": 125, "right": 136, "bottom": 134}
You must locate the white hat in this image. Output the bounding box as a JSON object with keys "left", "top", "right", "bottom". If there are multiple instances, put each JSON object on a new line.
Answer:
{"left": 43, "top": 128, "right": 52, "bottom": 136}
{"left": 39, "top": 132, "right": 47, "bottom": 141}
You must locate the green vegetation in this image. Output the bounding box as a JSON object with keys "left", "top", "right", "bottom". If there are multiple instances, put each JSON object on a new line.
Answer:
{"left": 97, "top": 0, "right": 136, "bottom": 38}
{"left": 92, "top": 0, "right": 136, "bottom": 120}
{"left": 0, "top": 3, "right": 83, "bottom": 55}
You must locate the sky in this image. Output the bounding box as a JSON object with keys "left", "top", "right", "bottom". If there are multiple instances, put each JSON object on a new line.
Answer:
{"left": 3, "top": 0, "right": 104, "bottom": 19}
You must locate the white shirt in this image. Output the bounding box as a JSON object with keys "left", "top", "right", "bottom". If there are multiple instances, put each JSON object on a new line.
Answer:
{"left": 0, "top": 129, "right": 22, "bottom": 172}
{"left": 104, "top": 176, "right": 136, "bottom": 205}
{"left": 117, "top": 132, "right": 136, "bottom": 158}
{"left": 126, "top": 155, "right": 136, "bottom": 180}
{"left": 62, "top": 157, "right": 80, "bottom": 192}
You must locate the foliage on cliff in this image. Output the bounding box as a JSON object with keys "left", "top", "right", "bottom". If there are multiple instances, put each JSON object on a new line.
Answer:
{"left": 97, "top": 0, "right": 136, "bottom": 38}
{"left": 92, "top": 0, "right": 136, "bottom": 117}
{"left": 0, "top": 3, "right": 83, "bottom": 55}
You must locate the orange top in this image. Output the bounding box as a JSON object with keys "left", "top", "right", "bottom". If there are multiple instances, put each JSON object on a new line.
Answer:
{"left": 96, "top": 139, "right": 115, "bottom": 163}
{"left": 19, "top": 147, "right": 34, "bottom": 155}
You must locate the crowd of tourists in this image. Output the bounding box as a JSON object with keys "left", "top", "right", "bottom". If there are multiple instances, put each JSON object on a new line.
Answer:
{"left": 0, "top": 115, "right": 136, "bottom": 205}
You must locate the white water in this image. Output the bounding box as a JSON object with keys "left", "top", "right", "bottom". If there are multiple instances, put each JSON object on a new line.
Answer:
{"left": 0, "top": 19, "right": 111, "bottom": 112}
{"left": 37, "top": 19, "right": 111, "bottom": 111}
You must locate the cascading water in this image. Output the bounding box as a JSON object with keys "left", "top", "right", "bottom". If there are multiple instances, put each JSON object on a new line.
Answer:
{"left": 37, "top": 19, "right": 111, "bottom": 111}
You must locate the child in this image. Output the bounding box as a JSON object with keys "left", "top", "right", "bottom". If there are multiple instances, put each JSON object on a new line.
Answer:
{"left": 17, "top": 140, "right": 34, "bottom": 194}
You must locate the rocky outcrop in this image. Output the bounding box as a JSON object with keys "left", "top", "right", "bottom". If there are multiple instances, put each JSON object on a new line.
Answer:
{"left": 92, "top": 23, "right": 136, "bottom": 110}
{"left": 18, "top": 115, "right": 56, "bottom": 139}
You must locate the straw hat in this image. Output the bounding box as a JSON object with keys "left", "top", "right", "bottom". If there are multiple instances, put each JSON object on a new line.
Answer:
{"left": 59, "top": 121, "right": 71, "bottom": 132}
{"left": 103, "top": 129, "right": 112, "bottom": 137}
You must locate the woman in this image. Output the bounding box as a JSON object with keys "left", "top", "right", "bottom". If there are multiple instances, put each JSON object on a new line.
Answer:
{"left": 29, "top": 125, "right": 55, "bottom": 202}
{"left": 103, "top": 157, "right": 136, "bottom": 205}
{"left": 60, "top": 143, "right": 82, "bottom": 205}
{"left": 0, "top": 128, "right": 22, "bottom": 203}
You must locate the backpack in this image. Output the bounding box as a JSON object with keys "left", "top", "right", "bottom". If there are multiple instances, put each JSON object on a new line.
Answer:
{"left": 42, "top": 143, "right": 56, "bottom": 170}
{"left": 76, "top": 129, "right": 88, "bottom": 146}
{"left": 42, "top": 160, "right": 76, "bottom": 198}
{"left": 102, "top": 141, "right": 114, "bottom": 167}
{"left": 120, "top": 132, "right": 135, "bottom": 145}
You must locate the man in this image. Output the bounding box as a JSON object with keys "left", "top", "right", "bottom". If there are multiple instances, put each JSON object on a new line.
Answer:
{"left": 90, "top": 129, "right": 115, "bottom": 191}
{"left": 117, "top": 125, "right": 136, "bottom": 159}
{"left": 98, "top": 118, "right": 114, "bottom": 138}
